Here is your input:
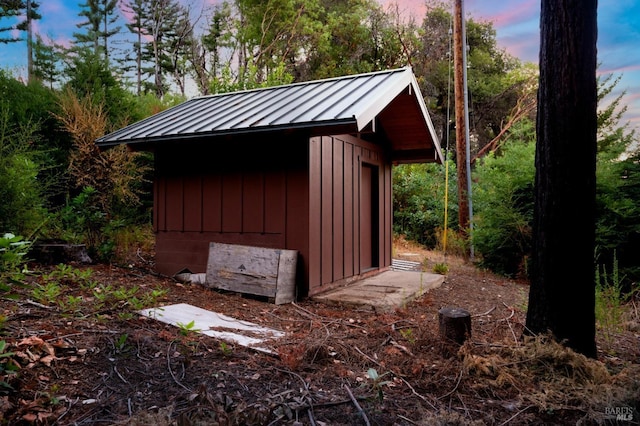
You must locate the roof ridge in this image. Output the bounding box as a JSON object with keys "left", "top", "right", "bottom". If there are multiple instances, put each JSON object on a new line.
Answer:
{"left": 191, "top": 66, "right": 413, "bottom": 101}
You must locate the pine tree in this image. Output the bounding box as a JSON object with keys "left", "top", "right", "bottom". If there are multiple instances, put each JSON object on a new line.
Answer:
{"left": 0, "top": 0, "right": 22, "bottom": 44}
{"left": 120, "top": 0, "right": 147, "bottom": 95}
{"left": 139, "top": 0, "right": 190, "bottom": 98}
{"left": 74, "top": 0, "right": 121, "bottom": 63}
{"left": 32, "top": 35, "right": 61, "bottom": 88}
{"left": 0, "top": 1, "right": 41, "bottom": 82}
{"left": 15, "top": 1, "right": 40, "bottom": 81}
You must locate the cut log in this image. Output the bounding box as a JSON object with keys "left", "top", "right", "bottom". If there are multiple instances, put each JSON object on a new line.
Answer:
{"left": 30, "top": 244, "right": 92, "bottom": 265}
{"left": 439, "top": 307, "right": 471, "bottom": 345}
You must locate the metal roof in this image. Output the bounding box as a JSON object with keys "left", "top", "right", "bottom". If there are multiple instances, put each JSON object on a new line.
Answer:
{"left": 96, "top": 67, "right": 443, "bottom": 163}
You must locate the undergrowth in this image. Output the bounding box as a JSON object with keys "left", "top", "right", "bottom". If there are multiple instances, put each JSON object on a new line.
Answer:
{"left": 459, "top": 334, "right": 640, "bottom": 424}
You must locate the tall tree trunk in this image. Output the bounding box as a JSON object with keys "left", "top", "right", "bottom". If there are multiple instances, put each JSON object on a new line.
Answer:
{"left": 26, "top": 0, "right": 33, "bottom": 83}
{"left": 136, "top": 30, "right": 142, "bottom": 95}
{"left": 525, "top": 0, "right": 598, "bottom": 357}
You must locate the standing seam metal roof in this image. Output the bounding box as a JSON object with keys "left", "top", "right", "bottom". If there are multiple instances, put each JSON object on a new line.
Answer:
{"left": 96, "top": 67, "right": 441, "bottom": 162}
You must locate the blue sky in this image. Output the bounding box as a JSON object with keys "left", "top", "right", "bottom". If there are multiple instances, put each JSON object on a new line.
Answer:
{"left": 1, "top": 0, "right": 638, "bottom": 135}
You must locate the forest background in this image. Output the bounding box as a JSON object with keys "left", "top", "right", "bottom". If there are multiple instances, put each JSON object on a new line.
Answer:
{"left": 0, "top": 0, "right": 639, "bottom": 298}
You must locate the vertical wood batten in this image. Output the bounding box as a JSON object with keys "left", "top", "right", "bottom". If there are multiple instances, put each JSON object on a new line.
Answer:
{"left": 222, "top": 173, "right": 242, "bottom": 232}
{"left": 333, "top": 137, "right": 344, "bottom": 281}
{"left": 265, "top": 171, "right": 286, "bottom": 234}
{"left": 343, "top": 141, "right": 354, "bottom": 277}
{"left": 308, "top": 137, "right": 322, "bottom": 292}
{"left": 165, "top": 177, "right": 183, "bottom": 231}
{"left": 184, "top": 175, "right": 203, "bottom": 232}
{"left": 242, "top": 172, "right": 265, "bottom": 233}
{"left": 321, "top": 136, "right": 333, "bottom": 285}
{"left": 202, "top": 174, "right": 222, "bottom": 232}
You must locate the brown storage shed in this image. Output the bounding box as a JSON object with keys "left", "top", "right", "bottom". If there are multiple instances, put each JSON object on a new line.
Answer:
{"left": 96, "top": 67, "right": 443, "bottom": 297}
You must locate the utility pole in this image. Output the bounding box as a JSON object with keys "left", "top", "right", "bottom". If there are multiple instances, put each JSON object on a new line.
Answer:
{"left": 453, "top": 0, "right": 473, "bottom": 258}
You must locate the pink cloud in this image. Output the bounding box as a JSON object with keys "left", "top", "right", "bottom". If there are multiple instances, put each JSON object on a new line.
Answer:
{"left": 468, "top": 0, "right": 538, "bottom": 29}
{"left": 377, "top": 0, "right": 426, "bottom": 22}
{"left": 599, "top": 63, "right": 640, "bottom": 75}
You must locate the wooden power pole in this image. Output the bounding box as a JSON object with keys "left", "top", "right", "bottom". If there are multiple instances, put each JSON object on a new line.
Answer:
{"left": 453, "top": 0, "right": 473, "bottom": 254}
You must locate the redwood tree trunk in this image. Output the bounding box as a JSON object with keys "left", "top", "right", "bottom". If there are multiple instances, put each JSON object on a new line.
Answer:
{"left": 525, "top": 0, "right": 598, "bottom": 357}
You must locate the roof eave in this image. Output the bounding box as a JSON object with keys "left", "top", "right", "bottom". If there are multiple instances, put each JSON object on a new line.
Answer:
{"left": 95, "top": 119, "right": 358, "bottom": 150}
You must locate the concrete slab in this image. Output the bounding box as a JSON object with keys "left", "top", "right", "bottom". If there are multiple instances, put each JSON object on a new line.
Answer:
{"left": 312, "top": 269, "right": 445, "bottom": 311}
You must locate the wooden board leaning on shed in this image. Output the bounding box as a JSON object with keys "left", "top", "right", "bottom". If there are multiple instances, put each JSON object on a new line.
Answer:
{"left": 205, "top": 242, "right": 297, "bottom": 304}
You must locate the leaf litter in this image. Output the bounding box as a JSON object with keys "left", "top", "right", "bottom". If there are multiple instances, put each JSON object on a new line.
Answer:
{"left": 0, "top": 239, "right": 637, "bottom": 425}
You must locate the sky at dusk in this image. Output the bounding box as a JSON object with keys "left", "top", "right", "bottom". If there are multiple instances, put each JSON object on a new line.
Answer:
{"left": 1, "top": 0, "right": 638, "bottom": 134}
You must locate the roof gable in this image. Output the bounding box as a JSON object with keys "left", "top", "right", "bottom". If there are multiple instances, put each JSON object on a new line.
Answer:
{"left": 96, "top": 67, "right": 442, "bottom": 163}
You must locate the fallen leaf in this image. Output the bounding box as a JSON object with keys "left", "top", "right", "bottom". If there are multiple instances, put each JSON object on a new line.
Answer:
{"left": 17, "top": 336, "right": 45, "bottom": 347}
{"left": 40, "top": 355, "right": 58, "bottom": 366}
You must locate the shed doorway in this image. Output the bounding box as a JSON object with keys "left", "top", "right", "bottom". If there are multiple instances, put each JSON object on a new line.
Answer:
{"left": 360, "top": 163, "right": 379, "bottom": 271}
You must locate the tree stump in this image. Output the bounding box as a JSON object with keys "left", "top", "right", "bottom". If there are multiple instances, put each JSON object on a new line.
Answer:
{"left": 439, "top": 307, "right": 471, "bottom": 345}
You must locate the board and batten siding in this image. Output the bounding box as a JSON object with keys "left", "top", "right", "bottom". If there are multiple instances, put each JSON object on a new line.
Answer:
{"left": 152, "top": 141, "right": 309, "bottom": 285}
{"left": 308, "top": 135, "right": 392, "bottom": 295}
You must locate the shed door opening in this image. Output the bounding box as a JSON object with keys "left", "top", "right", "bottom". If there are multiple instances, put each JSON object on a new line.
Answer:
{"left": 360, "top": 163, "right": 379, "bottom": 271}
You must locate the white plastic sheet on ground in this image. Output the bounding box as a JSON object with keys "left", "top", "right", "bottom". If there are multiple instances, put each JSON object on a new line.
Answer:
{"left": 139, "top": 303, "right": 284, "bottom": 355}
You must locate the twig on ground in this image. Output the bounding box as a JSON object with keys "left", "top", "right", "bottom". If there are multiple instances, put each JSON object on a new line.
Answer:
{"left": 307, "top": 408, "right": 317, "bottom": 426}
{"left": 499, "top": 302, "right": 515, "bottom": 321}
{"left": 46, "top": 333, "right": 83, "bottom": 342}
{"left": 499, "top": 302, "right": 520, "bottom": 345}
{"left": 273, "top": 366, "right": 315, "bottom": 419}
{"left": 473, "top": 306, "right": 496, "bottom": 317}
{"left": 398, "top": 376, "right": 438, "bottom": 410}
{"left": 113, "top": 366, "right": 129, "bottom": 384}
{"left": 398, "top": 414, "right": 418, "bottom": 424}
{"left": 499, "top": 405, "right": 533, "bottom": 425}
{"left": 273, "top": 367, "right": 310, "bottom": 393}
{"left": 24, "top": 299, "right": 54, "bottom": 309}
{"left": 167, "top": 341, "right": 192, "bottom": 392}
{"left": 344, "top": 384, "right": 371, "bottom": 426}
{"left": 390, "top": 320, "right": 418, "bottom": 331}
{"left": 291, "top": 302, "right": 319, "bottom": 319}
{"left": 437, "top": 368, "right": 464, "bottom": 400}
{"left": 389, "top": 339, "right": 414, "bottom": 357}
{"left": 354, "top": 346, "right": 380, "bottom": 366}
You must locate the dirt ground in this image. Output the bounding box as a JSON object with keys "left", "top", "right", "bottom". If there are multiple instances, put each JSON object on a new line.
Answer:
{"left": 1, "top": 237, "right": 639, "bottom": 425}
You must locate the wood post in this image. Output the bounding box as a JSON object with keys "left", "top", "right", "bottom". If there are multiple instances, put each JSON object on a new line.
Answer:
{"left": 439, "top": 307, "right": 471, "bottom": 345}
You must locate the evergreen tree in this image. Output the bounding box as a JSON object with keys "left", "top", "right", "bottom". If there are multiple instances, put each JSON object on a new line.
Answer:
{"left": 15, "top": 1, "right": 40, "bottom": 80}
{"left": 74, "top": 0, "right": 101, "bottom": 54}
{"left": 139, "top": 0, "right": 189, "bottom": 98}
{"left": 74, "top": 0, "right": 121, "bottom": 62}
{"left": 32, "top": 35, "right": 61, "bottom": 88}
{"left": 121, "top": 0, "right": 147, "bottom": 95}
{"left": 0, "top": 1, "right": 40, "bottom": 82}
{"left": 0, "top": 0, "right": 22, "bottom": 44}
{"left": 526, "top": 0, "right": 598, "bottom": 357}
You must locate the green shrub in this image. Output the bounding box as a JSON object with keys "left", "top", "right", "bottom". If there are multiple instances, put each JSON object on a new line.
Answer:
{"left": 472, "top": 120, "right": 536, "bottom": 276}
{"left": 0, "top": 106, "right": 48, "bottom": 235}
{"left": 393, "top": 161, "right": 458, "bottom": 248}
{"left": 595, "top": 253, "right": 625, "bottom": 346}
{"left": 0, "top": 233, "right": 30, "bottom": 292}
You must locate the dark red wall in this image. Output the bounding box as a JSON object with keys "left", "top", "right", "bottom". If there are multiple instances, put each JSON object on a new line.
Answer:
{"left": 308, "top": 135, "right": 392, "bottom": 295}
{"left": 152, "top": 133, "right": 391, "bottom": 297}
{"left": 153, "top": 136, "right": 309, "bottom": 293}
